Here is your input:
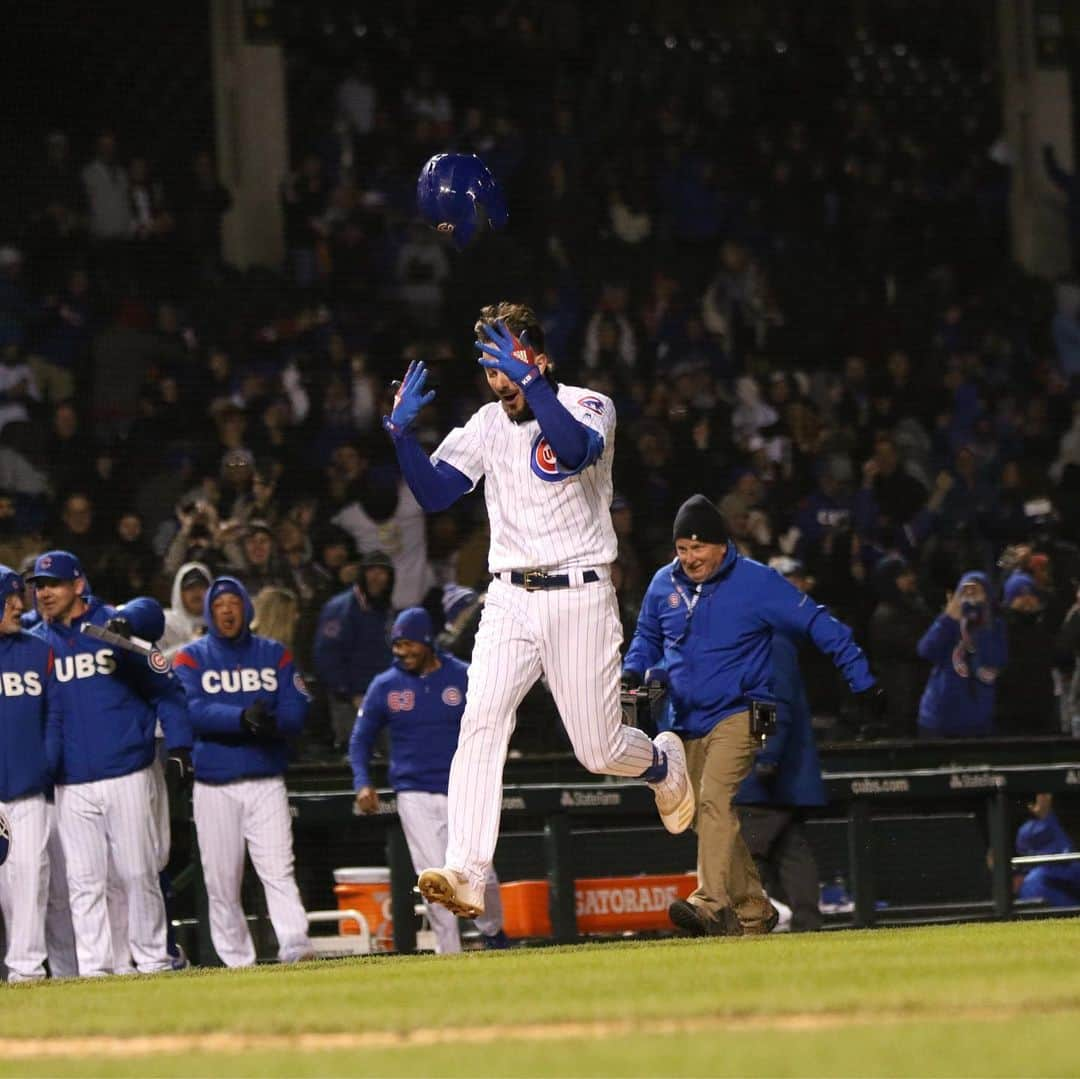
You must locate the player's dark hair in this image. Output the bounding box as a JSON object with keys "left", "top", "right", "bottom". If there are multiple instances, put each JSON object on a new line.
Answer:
{"left": 475, "top": 302, "right": 546, "bottom": 356}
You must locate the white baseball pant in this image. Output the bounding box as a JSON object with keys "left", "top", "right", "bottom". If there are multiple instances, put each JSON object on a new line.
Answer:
{"left": 46, "top": 803, "right": 136, "bottom": 977}
{"left": 0, "top": 793, "right": 49, "bottom": 982}
{"left": 397, "top": 790, "right": 503, "bottom": 953}
{"left": 193, "top": 777, "right": 311, "bottom": 967}
{"left": 445, "top": 577, "right": 656, "bottom": 891}
{"left": 44, "top": 801, "right": 78, "bottom": 978}
{"left": 56, "top": 766, "right": 171, "bottom": 976}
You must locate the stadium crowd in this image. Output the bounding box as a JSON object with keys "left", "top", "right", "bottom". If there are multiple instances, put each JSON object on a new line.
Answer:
{"left": 1, "top": 8, "right": 1079, "bottom": 757}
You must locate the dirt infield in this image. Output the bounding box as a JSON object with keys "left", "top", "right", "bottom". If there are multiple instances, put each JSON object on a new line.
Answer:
{"left": 0, "top": 1007, "right": 1023, "bottom": 1059}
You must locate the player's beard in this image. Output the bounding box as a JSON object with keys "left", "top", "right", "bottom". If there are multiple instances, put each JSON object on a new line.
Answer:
{"left": 501, "top": 372, "right": 558, "bottom": 424}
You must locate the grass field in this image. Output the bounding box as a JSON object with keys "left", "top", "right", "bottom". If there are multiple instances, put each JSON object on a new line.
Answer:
{"left": 1, "top": 919, "right": 1079, "bottom": 1077}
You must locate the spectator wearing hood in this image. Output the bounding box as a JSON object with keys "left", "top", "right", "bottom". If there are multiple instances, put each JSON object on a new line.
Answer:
{"left": 172, "top": 576, "right": 312, "bottom": 967}
{"left": 916, "top": 571, "right": 1008, "bottom": 738}
{"left": 995, "top": 574, "right": 1059, "bottom": 736}
{"left": 867, "top": 556, "right": 933, "bottom": 737}
{"left": 160, "top": 562, "right": 211, "bottom": 654}
{"left": 312, "top": 549, "right": 395, "bottom": 751}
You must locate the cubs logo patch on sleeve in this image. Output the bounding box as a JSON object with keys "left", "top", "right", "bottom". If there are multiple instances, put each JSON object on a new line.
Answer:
{"left": 147, "top": 649, "right": 170, "bottom": 674}
{"left": 577, "top": 395, "right": 605, "bottom": 415}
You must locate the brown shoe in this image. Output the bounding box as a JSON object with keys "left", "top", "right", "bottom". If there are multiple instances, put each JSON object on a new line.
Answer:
{"left": 669, "top": 899, "right": 743, "bottom": 937}
{"left": 741, "top": 903, "right": 780, "bottom": 936}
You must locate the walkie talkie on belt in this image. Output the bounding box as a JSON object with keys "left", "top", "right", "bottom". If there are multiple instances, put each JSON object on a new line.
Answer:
{"left": 749, "top": 700, "right": 778, "bottom": 747}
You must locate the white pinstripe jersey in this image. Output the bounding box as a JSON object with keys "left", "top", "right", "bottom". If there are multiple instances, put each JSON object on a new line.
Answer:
{"left": 432, "top": 384, "right": 617, "bottom": 573}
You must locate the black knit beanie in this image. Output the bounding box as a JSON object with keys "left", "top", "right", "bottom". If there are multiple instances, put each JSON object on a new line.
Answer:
{"left": 672, "top": 494, "right": 728, "bottom": 544}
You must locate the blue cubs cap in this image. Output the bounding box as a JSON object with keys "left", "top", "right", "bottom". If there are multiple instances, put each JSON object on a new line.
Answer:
{"left": 391, "top": 607, "right": 434, "bottom": 646}
{"left": 0, "top": 564, "right": 25, "bottom": 601}
{"left": 1003, "top": 572, "right": 1039, "bottom": 606}
{"left": 417, "top": 153, "right": 508, "bottom": 250}
{"left": 26, "top": 550, "right": 84, "bottom": 584}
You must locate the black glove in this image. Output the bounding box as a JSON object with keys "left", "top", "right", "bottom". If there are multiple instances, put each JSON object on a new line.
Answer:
{"left": 105, "top": 617, "right": 133, "bottom": 639}
{"left": 854, "top": 685, "right": 887, "bottom": 722}
{"left": 620, "top": 670, "right": 643, "bottom": 691}
{"left": 166, "top": 746, "right": 193, "bottom": 784}
{"left": 754, "top": 759, "right": 779, "bottom": 784}
{"left": 240, "top": 699, "right": 277, "bottom": 737}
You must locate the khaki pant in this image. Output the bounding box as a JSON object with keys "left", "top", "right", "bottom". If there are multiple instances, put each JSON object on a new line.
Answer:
{"left": 684, "top": 712, "right": 774, "bottom": 930}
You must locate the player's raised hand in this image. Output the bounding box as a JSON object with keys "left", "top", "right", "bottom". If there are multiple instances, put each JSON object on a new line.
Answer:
{"left": 476, "top": 319, "right": 541, "bottom": 388}
{"left": 382, "top": 360, "right": 436, "bottom": 439}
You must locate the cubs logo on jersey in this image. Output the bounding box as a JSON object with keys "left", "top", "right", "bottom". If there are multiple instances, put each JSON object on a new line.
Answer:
{"left": 577, "top": 396, "right": 605, "bottom": 416}
{"left": 147, "top": 649, "right": 169, "bottom": 674}
{"left": 441, "top": 686, "right": 463, "bottom": 707}
{"left": 530, "top": 434, "right": 570, "bottom": 483}
{"left": 54, "top": 650, "right": 117, "bottom": 682}
{"left": 0, "top": 670, "right": 43, "bottom": 696}
{"left": 200, "top": 668, "right": 279, "bottom": 694}
{"left": 388, "top": 690, "right": 415, "bottom": 712}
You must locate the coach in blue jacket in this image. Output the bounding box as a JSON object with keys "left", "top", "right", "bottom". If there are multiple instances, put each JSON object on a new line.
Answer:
{"left": 624, "top": 495, "right": 880, "bottom": 938}
{"left": 0, "top": 565, "right": 55, "bottom": 981}
{"left": 173, "top": 576, "right": 312, "bottom": 967}
{"left": 31, "top": 550, "right": 190, "bottom": 977}
{"left": 734, "top": 558, "right": 826, "bottom": 932}
{"left": 915, "top": 571, "right": 1007, "bottom": 738}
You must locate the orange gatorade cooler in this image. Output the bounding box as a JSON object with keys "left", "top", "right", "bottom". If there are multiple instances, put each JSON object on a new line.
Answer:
{"left": 333, "top": 867, "right": 393, "bottom": 950}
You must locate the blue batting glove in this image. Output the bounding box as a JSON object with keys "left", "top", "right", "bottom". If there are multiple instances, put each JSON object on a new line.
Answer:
{"left": 476, "top": 319, "right": 543, "bottom": 389}
{"left": 382, "top": 360, "right": 436, "bottom": 439}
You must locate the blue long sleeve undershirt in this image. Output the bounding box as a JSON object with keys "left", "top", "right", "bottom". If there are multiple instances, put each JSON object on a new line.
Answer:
{"left": 521, "top": 377, "right": 601, "bottom": 472}
{"left": 391, "top": 433, "right": 472, "bottom": 512}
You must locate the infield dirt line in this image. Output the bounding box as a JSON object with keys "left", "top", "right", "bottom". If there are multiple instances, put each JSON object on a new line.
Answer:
{"left": 0, "top": 1007, "right": 1049, "bottom": 1059}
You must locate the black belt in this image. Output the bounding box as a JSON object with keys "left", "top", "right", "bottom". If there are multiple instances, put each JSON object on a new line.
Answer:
{"left": 501, "top": 569, "right": 600, "bottom": 591}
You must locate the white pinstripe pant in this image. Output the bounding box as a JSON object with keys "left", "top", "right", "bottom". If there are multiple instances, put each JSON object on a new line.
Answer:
{"left": 445, "top": 577, "right": 656, "bottom": 890}
{"left": 193, "top": 777, "right": 311, "bottom": 967}
{"left": 56, "top": 766, "right": 171, "bottom": 976}
{"left": 0, "top": 794, "right": 49, "bottom": 982}
{"left": 397, "top": 790, "right": 503, "bottom": 952}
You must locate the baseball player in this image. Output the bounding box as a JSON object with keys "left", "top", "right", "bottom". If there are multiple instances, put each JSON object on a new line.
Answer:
{"left": 172, "top": 576, "right": 313, "bottom": 967}
{"left": 382, "top": 302, "right": 693, "bottom": 918}
{"left": 350, "top": 607, "right": 507, "bottom": 952}
{"left": 0, "top": 566, "right": 54, "bottom": 982}
{"left": 31, "top": 549, "right": 191, "bottom": 976}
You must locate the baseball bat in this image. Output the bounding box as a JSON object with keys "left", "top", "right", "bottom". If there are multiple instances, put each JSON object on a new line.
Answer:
{"left": 80, "top": 622, "right": 155, "bottom": 656}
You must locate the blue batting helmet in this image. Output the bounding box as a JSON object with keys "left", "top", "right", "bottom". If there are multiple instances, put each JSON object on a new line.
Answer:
{"left": 416, "top": 153, "right": 508, "bottom": 249}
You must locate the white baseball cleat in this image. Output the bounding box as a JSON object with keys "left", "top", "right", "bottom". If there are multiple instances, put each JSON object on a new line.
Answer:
{"left": 417, "top": 867, "right": 485, "bottom": 919}
{"left": 650, "top": 731, "right": 695, "bottom": 834}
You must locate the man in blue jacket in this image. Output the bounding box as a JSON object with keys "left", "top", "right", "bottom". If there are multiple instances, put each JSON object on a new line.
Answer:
{"left": 624, "top": 496, "right": 881, "bottom": 937}
{"left": 0, "top": 565, "right": 56, "bottom": 981}
{"left": 350, "top": 607, "right": 507, "bottom": 953}
{"left": 916, "top": 571, "right": 1008, "bottom": 738}
{"left": 313, "top": 550, "right": 395, "bottom": 753}
{"left": 30, "top": 549, "right": 190, "bottom": 977}
{"left": 173, "top": 576, "right": 312, "bottom": 967}
{"left": 735, "top": 558, "right": 826, "bottom": 932}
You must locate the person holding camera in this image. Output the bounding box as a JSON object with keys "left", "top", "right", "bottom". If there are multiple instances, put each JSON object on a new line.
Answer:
{"left": 171, "top": 576, "right": 312, "bottom": 966}
{"left": 916, "top": 571, "right": 1008, "bottom": 738}
{"left": 623, "top": 495, "right": 882, "bottom": 937}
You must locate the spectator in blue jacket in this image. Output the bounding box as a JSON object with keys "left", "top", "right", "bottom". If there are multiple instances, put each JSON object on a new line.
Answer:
{"left": 349, "top": 607, "right": 506, "bottom": 953}
{"left": 31, "top": 549, "right": 190, "bottom": 977}
{"left": 1015, "top": 793, "right": 1080, "bottom": 907}
{"left": 624, "top": 495, "right": 881, "bottom": 938}
{"left": 173, "top": 576, "right": 312, "bottom": 967}
{"left": 313, "top": 549, "right": 395, "bottom": 753}
{"left": 735, "top": 558, "right": 826, "bottom": 932}
{"left": 916, "top": 571, "right": 1008, "bottom": 738}
{"left": 0, "top": 565, "right": 55, "bottom": 981}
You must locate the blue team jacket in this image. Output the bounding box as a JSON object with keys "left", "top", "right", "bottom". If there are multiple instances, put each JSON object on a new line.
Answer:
{"left": 349, "top": 652, "right": 468, "bottom": 795}
{"left": 36, "top": 596, "right": 190, "bottom": 785}
{"left": 313, "top": 586, "right": 394, "bottom": 698}
{"left": 735, "top": 632, "right": 826, "bottom": 807}
{"left": 0, "top": 630, "right": 55, "bottom": 801}
{"left": 625, "top": 545, "right": 875, "bottom": 739}
{"left": 173, "top": 578, "right": 309, "bottom": 783}
{"left": 916, "top": 576, "right": 1008, "bottom": 738}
